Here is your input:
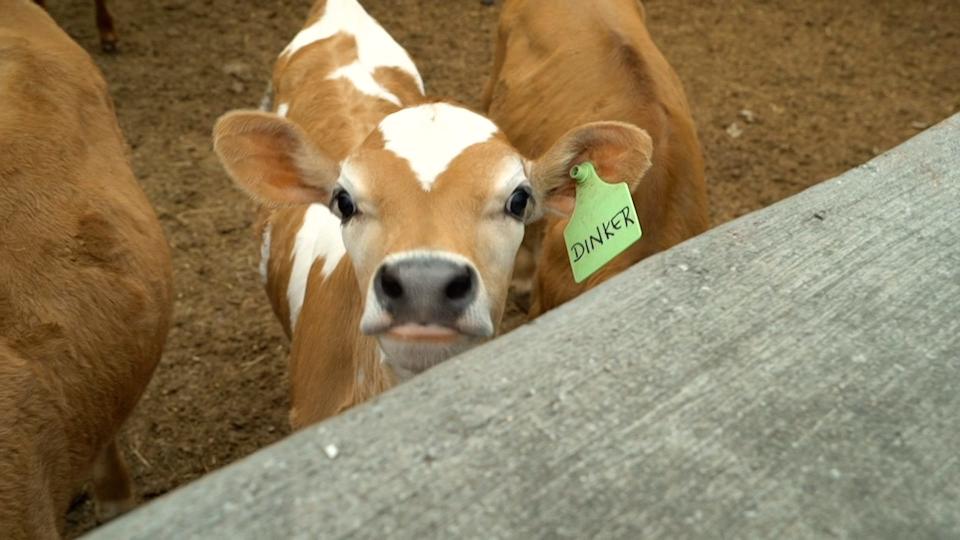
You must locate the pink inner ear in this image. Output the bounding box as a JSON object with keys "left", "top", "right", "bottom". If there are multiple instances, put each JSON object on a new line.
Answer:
{"left": 216, "top": 112, "right": 337, "bottom": 206}
{"left": 575, "top": 146, "right": 627, "bottom": 181}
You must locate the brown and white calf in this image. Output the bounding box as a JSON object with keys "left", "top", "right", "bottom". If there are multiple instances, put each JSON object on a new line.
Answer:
{"left": 0, "top": 2, "right": 172, "bottom": 537}
{"left": 33, "top": 0, "right": 118, "bottom": 52}
{"left": 215, "top": 0, "right": 655, "bottom": 429}
{"left": 483, "top": 0, "right": 710, "bottom": 318}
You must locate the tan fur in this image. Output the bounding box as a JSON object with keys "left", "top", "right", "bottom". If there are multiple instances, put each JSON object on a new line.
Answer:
{"left": 485, "top": 0, "right": 709, "bottom": 317}
{"left": 273, "top": 33, "right": 423, "bottom": 162}
{"left": 288, "top": 257, "right": 393, "bottom": 427}
{"left": 0, "top": 2, "right": 173, "bottom": 536}
{"left": 215, "top": 111, "right": 341, "bottom": 205}
{"left": 215, "top": 0, "right": 425, "bottom": 429}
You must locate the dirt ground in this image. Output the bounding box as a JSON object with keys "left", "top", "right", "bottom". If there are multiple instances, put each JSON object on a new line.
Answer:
{"left": 40, "top": 0, "right": 958, "bottom": 536}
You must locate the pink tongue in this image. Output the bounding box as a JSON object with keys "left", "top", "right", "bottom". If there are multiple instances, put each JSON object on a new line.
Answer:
{"left": 390, "top": 324, "right": 457, "bottom": 339}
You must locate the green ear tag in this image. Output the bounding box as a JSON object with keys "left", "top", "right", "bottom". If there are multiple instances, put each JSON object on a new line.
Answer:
{"left": 563, "top": 162, "right": 642, "bottom": 283}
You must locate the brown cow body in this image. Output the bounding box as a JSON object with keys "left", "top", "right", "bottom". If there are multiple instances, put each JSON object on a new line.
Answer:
{"left": 484, "top": 0, "right": 709, "bottom": 317}
{"left": 0, "top": 2, "right": 172, "bottom": 537}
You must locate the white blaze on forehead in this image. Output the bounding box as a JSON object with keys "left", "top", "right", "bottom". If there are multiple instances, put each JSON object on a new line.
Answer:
{"left": 287, "top": 204, "right": 346, "bottom": 330}
{"left": 379, "top": 103, "right": 500, "bottom": 191}
{"left": 280, "top": 0, "right": 424, "bottom": 104}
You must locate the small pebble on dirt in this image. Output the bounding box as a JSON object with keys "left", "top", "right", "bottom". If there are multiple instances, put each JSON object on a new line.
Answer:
{"left": 739, "top": 109, "right": 757, "bottom": 123}
{"left": 222, "top": 60, "right": 252, "bottom": 81}
{"left": 323, "top": 443, "right": 339, "bottom": 459}
{"left": 726, "top": 122, "right": 744, "bottom": 139}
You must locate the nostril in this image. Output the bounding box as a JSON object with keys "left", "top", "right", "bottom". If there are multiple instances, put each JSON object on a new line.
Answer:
{"left": 380, "top": 268, "right": 404, "bottom": 300}
{"left": 445, "top": 267, "right": 474, "bottom": 301}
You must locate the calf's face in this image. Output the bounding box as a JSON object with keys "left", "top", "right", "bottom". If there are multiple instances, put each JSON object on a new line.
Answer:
{"left": 214, "top": 102, "right": 653, "bottom": 374}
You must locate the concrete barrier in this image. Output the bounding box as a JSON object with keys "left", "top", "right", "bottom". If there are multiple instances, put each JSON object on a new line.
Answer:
{"left": 88, "top": 114, "right": 960, "bottom": 539}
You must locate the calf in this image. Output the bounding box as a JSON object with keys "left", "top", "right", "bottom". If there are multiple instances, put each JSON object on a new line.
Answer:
{"left": 483, "top": 0, "right": 709, "bottom": 317}
{"left": 33, "top": 0, "right": 118, "bottom": 52}
{"left": 0, "top": 2, "right": 172, "bottom": 537}
{"left": 215, "top": 0, "right": 654, "bottom": 428}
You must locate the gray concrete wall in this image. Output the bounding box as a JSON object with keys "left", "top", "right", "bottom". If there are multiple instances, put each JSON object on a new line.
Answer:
{"left": 88, "top": 114, "right": 960, "bottom": 539}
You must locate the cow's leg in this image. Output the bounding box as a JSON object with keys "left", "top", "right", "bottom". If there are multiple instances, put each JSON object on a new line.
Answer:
{"left": 0, "top": 349, "right": 64, "bottom": 539}
{"left": 91, "top": 439, "right": 135, "bottom": 523}
{"left": 94, "top": 0, "right": 118, "bottom": 53}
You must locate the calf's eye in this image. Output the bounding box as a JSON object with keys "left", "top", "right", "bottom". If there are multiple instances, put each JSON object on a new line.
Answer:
{"left": 505, "top": 187, "right": 531, "bottom": 220}
{"left": 331, "top": 189, "right": 358, "bottom": 222}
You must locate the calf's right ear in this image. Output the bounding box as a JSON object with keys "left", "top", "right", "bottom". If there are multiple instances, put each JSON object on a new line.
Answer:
{"left": 213, "top": 111, "right": 340, "bottom": 205}
{"left": 527, "top": 121, "right": 653, "bottom": 217}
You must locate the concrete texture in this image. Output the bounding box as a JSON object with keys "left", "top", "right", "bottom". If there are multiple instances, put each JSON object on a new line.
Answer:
{"left": 88, "top": 114, "right": 960, "bottom": 539}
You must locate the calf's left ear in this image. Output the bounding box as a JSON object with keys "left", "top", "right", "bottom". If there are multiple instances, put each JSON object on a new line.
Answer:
{"left": 213, "top": 110, "right": 341, "bottom": 206}
{"left": 527, "top": 121, "right": 653, "bottom": 217}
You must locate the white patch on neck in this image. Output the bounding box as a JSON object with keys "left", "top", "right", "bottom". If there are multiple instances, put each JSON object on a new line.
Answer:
{"left": 356, "top": 367, "right": 365, "bottom": 385}
{"left": 276, "top": 102, "right": 290, "bottom": 117}
{"left": 328, "top": 62, "right": 400, "bottom": 106}
{"left": 378, "top": 103, "right": 499, "bottom": 191}
{"left": 259, "top": 222, "right": 273, "bottom": 285}
{"left": 280, "top": 0, "right": 424, "bottom": 104}
{"left": 288, "top": 204, "right": 346, "bottom": 330}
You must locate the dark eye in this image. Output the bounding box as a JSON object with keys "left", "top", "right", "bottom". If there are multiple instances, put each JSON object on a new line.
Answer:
{"left": 331, "top": 189, "right": 358, "bottom": 222}
{"left": 505, "top": 186, "right": 531, "bottom": 220}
